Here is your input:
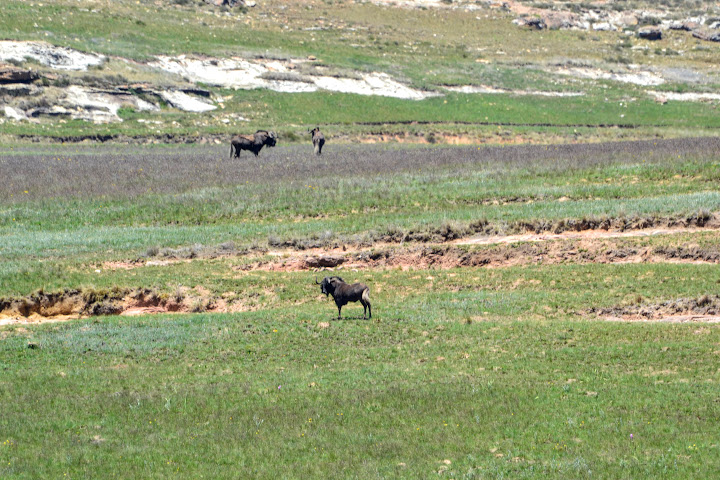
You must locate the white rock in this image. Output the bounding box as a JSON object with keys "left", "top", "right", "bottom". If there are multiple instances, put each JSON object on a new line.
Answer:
{"left": 3, "top": 106, "right": 27, "bottom": 121}
{"left": 648, "top": 90, "right": 720, "bottom": 102}
{"left": 592, "top": 22, "right": 617, "bottom": 31}
{"left": 445, "top": 85, "right": 584, "bottom": 97}
{"left": 149, "top": 55, "right": 440, "bottom": 100}
{"left": 0, "top": 40, "right": 104, "bottom": 70}
{"left": 149, "top": 56, "right": 270, "bottom": 90}
{"left": 62, "top": 86, "right": 160, "bottom": 123}
{"left": 159, "top": 90, "right": 217, "bottom": 112}
{"left": 314, "top": 72, "right": 441, "bottom": 100}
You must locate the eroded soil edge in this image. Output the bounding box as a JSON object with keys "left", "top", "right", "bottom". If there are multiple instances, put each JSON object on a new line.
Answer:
{"left": 0, "top": 287, "right": 240, "bottom": 327}
{"left": 4, "top": 223, "right": 720, "bottom": 326}
{"left": 586, "top": 295, "right": 720, "bottom": 324}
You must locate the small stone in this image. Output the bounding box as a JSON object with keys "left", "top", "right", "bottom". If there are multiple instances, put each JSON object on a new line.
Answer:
{"left": 638, "top": 28, "right": 662, "bottom": 41}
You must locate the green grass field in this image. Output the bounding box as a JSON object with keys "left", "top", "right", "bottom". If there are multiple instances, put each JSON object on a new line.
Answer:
{"left": 2, "top": 139, "right": 720, "bottom": 478}
{"left": 3, "top": 0, "right": 720, "bottom": 477}
{"left": 3, "top": 311, "right": 720, "bottom": 478}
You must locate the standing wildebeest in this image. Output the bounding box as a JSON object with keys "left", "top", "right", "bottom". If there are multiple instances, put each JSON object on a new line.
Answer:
{"left": 229, "top": 130, "right": 277, "bottom": 158}
{"left": 316, "top": 276, "right": 371, "bottom": 319}
{"left": 310, "top": 127, "right": 325, "bottom": 156}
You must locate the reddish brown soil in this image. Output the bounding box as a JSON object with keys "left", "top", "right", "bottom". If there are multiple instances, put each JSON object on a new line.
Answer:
{"left": 242, "top": 228, "right": 720, "bottom": 273}
{"left": 5, "top": 225, "right": 720, "bottom": 326}
{"left": 1, "top": 287, "right": 214, "bottom": 326}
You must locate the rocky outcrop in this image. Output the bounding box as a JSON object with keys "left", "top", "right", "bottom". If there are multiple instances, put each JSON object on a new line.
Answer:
{"left": 159, "top": 90, "right": 216, "bottom": 113}
{"left": 0, "top": 83, "right": 40, "bottom": 96}
{"left": 0, "top": 65, "right": 39, "bottom": 84}
{"left": 508, "top": 1, "right": 720, "bottom": 44}
{"left": 693, "top": 29, "right": 720, "bottom": 42}
{"left": 513, "top": 7, "right": 651, "bottom": 31}
{"left": 304, "top": 255, "right": 346, "bottom": 268}
{"left": 203, "top": 0, "right": 255, "bottom": 6}
{"left": 513, "top": 16, "right": 545, "bottom": 29}
{"left": 542, "top": 12, "right": 582, "bottom": 30}
{"left": 0, "top": 41, "right": 104, "bottom": 71}
{"left": 3, "top": 106, "right": 28, "bottom": 121}
{"left": 638, "top": 27, "right": 662, "bottom": 40}
{"left": 668, "top": 21, "right": 700, "bottom": 31}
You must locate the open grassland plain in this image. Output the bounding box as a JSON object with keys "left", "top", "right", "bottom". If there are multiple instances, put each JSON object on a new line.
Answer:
{"left": 2, "top": 139, "right": 720, "bottom": 478}
{"left": 1, "top": 0, "right": 720, "bottom": 143}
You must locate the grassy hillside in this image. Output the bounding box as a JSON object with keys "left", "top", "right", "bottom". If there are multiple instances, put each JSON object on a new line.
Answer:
{"left": 1, "top": 0, "right": 720, "bottom": 142}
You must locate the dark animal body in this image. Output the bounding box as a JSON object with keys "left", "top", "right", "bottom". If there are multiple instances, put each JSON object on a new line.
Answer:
{"left": 316, "top": 276, "right": 371, "bottom": 319}
{"left": 310, "top": 127, "right": 325, "bottom": 156}
{"left": 229, "top": 130, "right": 277, "bottom": 158}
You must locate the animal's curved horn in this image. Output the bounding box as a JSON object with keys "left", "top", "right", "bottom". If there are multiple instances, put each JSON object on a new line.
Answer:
{"left": 269, "top": 131, "right": 276, "bottom": 138}
{"left": 314, "top": 277, "right": 320, "bottom": 284}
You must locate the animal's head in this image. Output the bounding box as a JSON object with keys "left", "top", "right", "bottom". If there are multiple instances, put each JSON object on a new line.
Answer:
{"left": 315, "top": 276, "right": 343, "bottom": 296}
{"left": 310, "top": 127, "right": 320, "bottom": 137}
{"left": 266, "top": 131, "right": 277, "bottom": 147}
{"left": 252, "top": 130, "right": 277, "bottom": 147}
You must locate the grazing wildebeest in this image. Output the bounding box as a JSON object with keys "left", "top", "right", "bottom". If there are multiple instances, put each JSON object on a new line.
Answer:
{"left": 229, "top": 130, "right": 277, "bottom": 158}
{"left": 310, "top": 127, "right": 325, "bottom": 156}
{"left": 316, "top": 276, "right": 371, "bottom": 319}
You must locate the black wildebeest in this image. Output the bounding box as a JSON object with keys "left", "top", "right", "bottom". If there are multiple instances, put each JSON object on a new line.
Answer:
{"left": 229, "top": 130, "right": 277, "bottom": 158}
{"left": 310, "top": 127, "right": 325, "bottom": 156}
{"left": 316, "top": 276, "right": 371, "bottom": 319}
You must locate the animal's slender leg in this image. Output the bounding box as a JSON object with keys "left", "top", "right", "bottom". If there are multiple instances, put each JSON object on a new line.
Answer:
{"left": 362, "top": 289, "right": 372, "bottom": 319}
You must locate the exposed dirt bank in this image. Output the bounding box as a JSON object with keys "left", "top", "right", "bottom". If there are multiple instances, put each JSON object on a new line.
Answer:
{"left": 0, "top": 287, "right": 240, "bottom": 327}
{"left": 5, "top": 222, "right": 719, "bottom": 326}
{"left": 266, "top": 212, "right": 719, "bottom": 251}
{"left": 587, "top": 295, "right": 720, "bottom": 323}
{"left": 5, "top": 218, "right": 720, "bottom": 327}
{"left": 457, "top": 226, "right": 720, "bottom": 246}
{"left": 243, "top": 227, "right": 720, "bottom": 273}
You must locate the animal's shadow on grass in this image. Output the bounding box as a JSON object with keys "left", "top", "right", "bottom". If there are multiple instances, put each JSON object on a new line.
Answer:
{"left": 327, "top": 315, "right": 371, "bottom": 321}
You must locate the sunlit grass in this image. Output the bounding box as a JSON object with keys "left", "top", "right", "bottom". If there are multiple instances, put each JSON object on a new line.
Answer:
{"left": 2, "top": 262, "right": 720, "bottom": 478}
{"left": 1, "top": 140, "right": 719, "bottom": 294}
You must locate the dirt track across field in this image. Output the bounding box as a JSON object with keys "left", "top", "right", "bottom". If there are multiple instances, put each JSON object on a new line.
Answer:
{"left": 240, "top": 224, "right": 720, "bottom": 273}
{"left": 456, "top": 226, "right": 720, "bottom": 246}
